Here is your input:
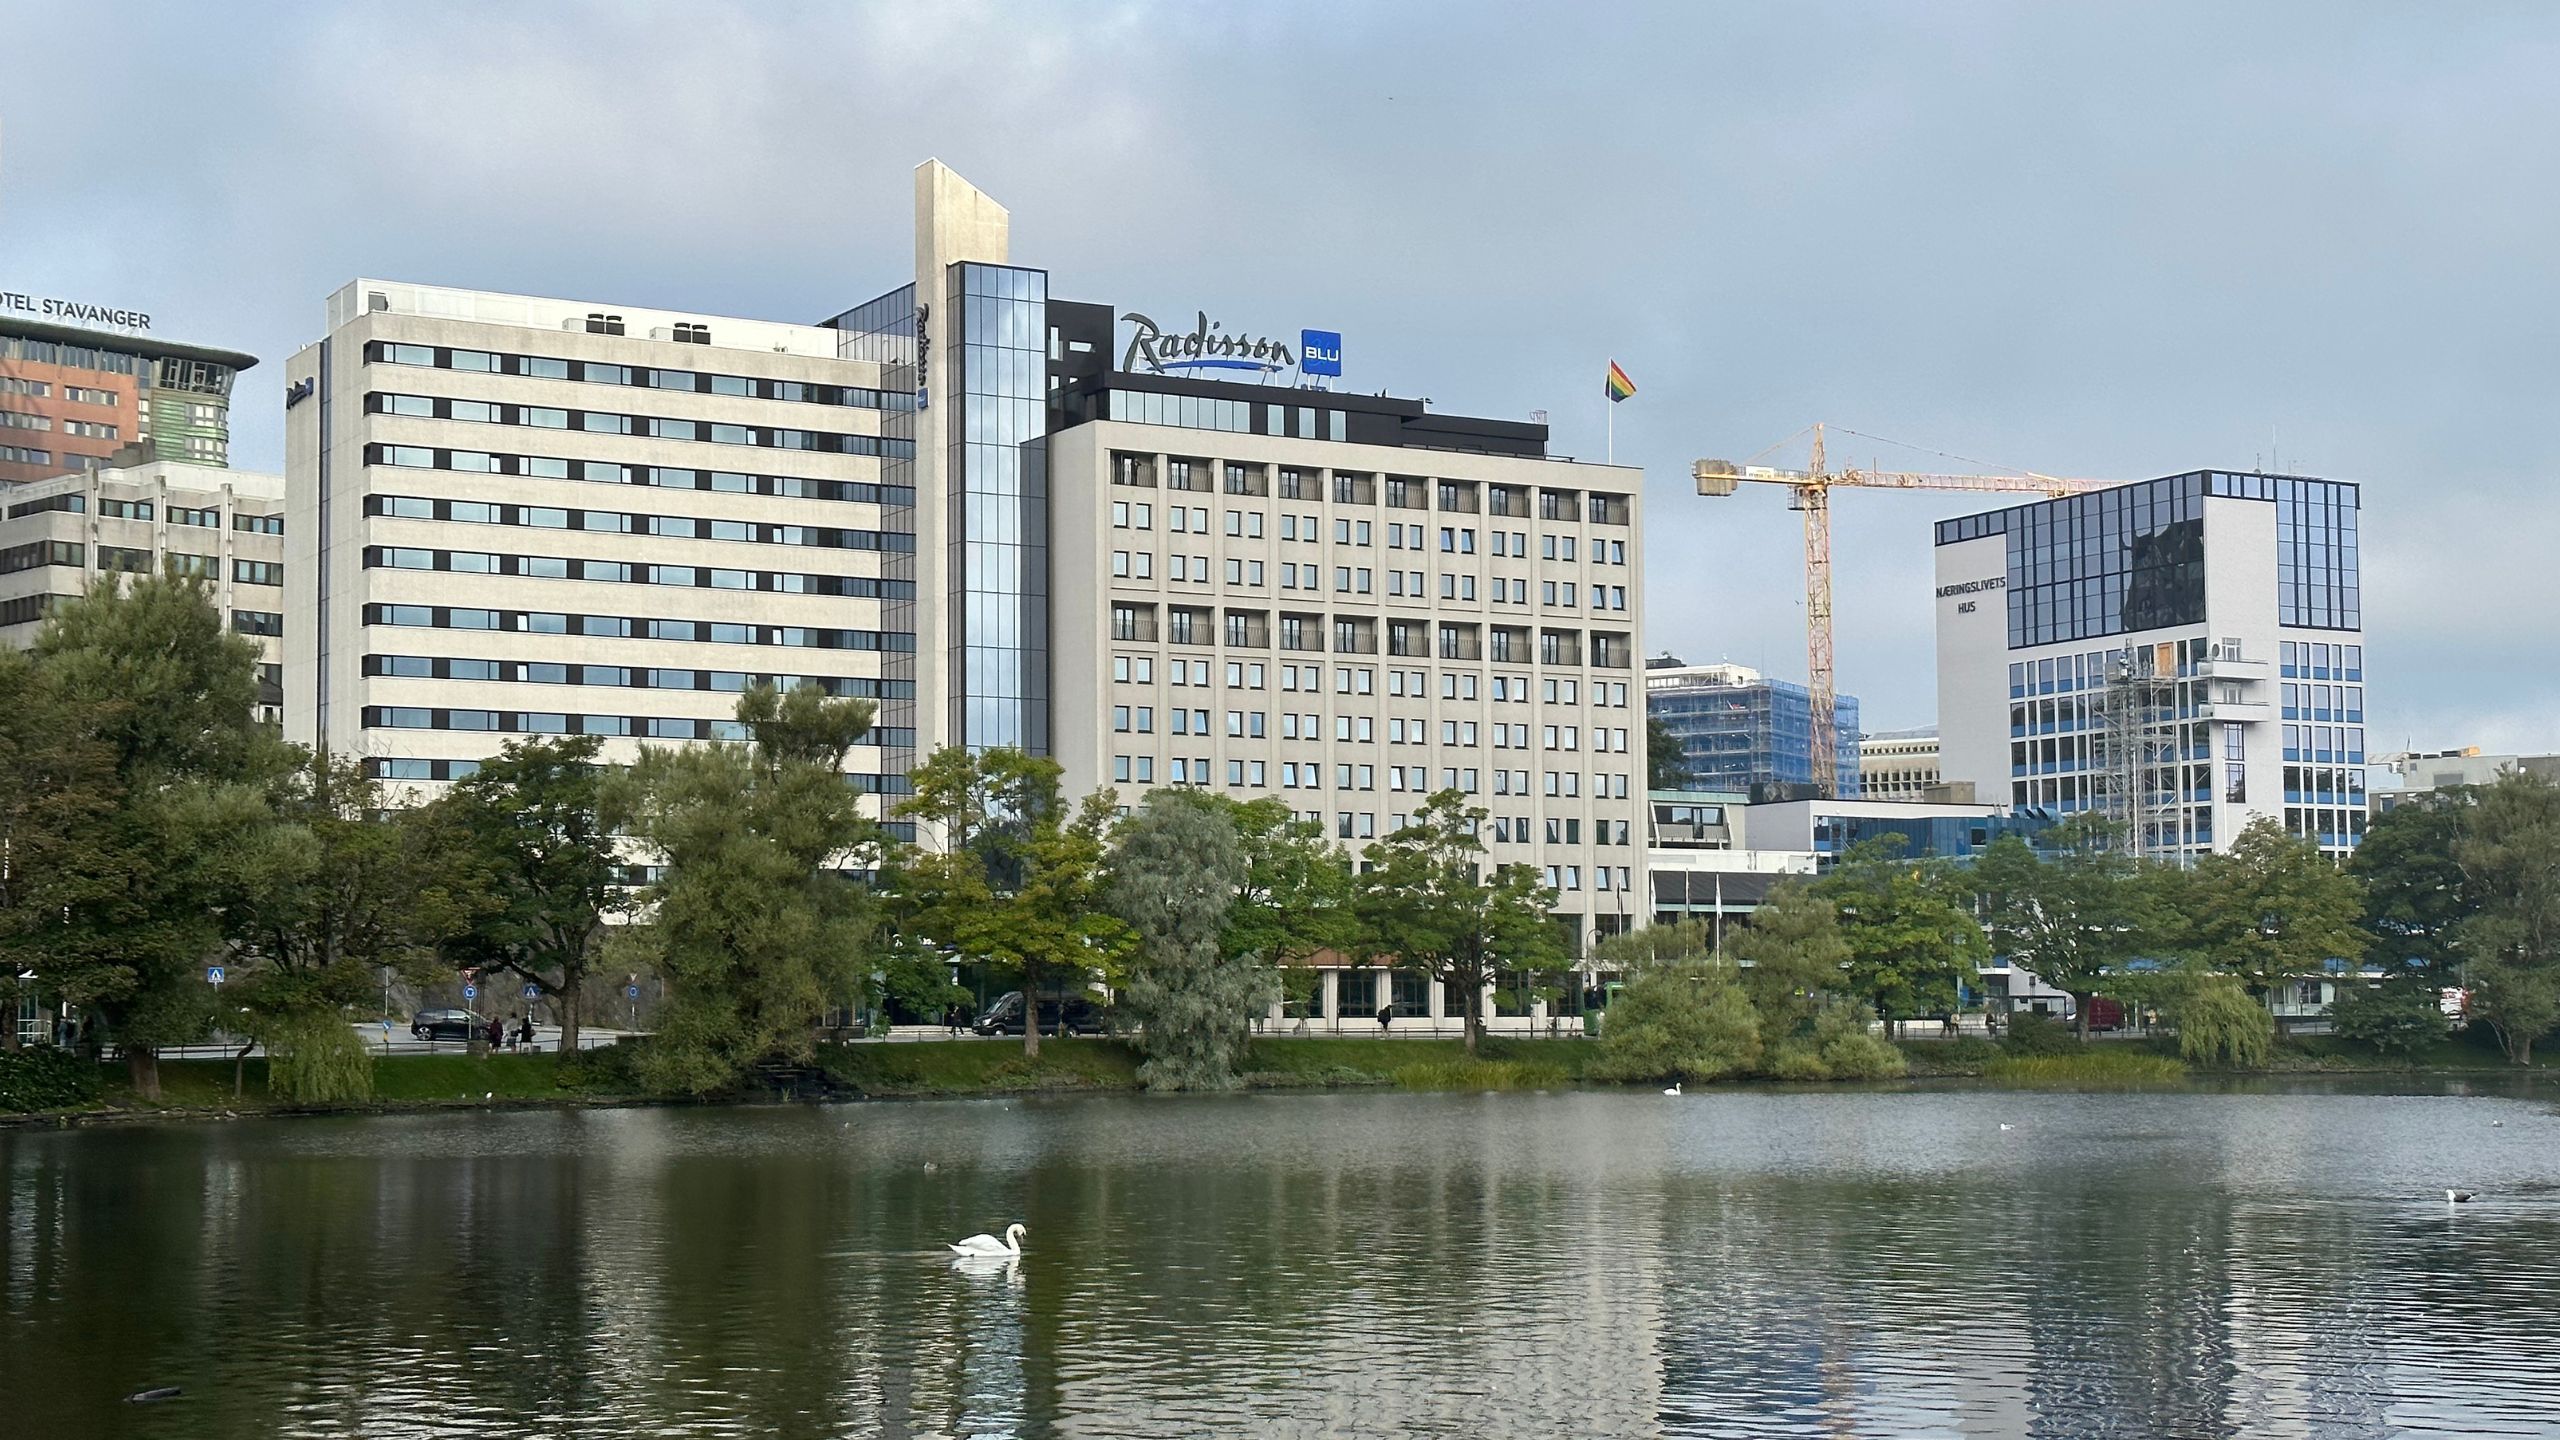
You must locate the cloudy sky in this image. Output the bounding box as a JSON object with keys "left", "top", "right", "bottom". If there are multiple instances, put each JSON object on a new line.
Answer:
{"left": 4, "top": 2, "right": 2550, "bottom": 750}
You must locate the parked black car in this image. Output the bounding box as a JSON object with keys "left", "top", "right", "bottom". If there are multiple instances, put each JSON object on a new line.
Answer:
{"left": 972, "top": 991, "right": 1104, "bottom": 1037}
{"left": 411, "top": 1007, "right": 486, "bottom": 1041}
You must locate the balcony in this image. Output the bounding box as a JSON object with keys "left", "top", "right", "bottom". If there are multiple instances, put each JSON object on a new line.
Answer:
{"left": 2197, "top": 657, "right": 2270, "bottom": 683}
{"left": 2197, "top": 699, "right": 2273, "bottom": 724}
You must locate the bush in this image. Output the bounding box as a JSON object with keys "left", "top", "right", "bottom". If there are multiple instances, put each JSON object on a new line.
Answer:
{"left": 0, "top": 1046, "right": 105, "bottom": 1112}
{"left": 1813, "top": 1001, "right": 1907, "bottom": 1080}
{"left": 1762, "top": 1040, "right": 1830, "bottom": 1081}
{"left": 1589, "top": 963, "right": 1762, "bottom": 1084}
{"left": 2002, "top": 1012, "right": 2080, "bottom": 1056}
{"left": 2329, "top": 978, "right": 2449, "bottom": 1058}
{"left": 2177, "top": 979, "right": 2275, "bottom": 1068}
{"left": 266, "top": 1016, "right": 376, "bottom": 1105}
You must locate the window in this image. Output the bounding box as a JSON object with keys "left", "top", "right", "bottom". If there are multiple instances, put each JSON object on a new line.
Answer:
{"left": 233, "top": 560, "right": 283, "bottom": 585}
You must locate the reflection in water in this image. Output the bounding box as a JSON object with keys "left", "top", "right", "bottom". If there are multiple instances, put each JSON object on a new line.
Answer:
{"left": 5, "top": 1084, "right": 2560, "bottom": 1437}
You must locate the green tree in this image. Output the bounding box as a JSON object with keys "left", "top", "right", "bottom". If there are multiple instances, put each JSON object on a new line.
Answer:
{"left": 1646, "top": 715, "right": 1689, "bottom": 790}
{"left": 1726, "top": 881, "right": 1851, "bottom": 1049}
{"left": 419, "top": 735, "right": 627, "bottom": 1058}
{"left": 2452, "top": 769, "right": 2560, "bottom": 1064}
{"left": 891, "top": 745, "right": 1127, "bottom": 1058}
{"left": 2328, "top": 977, "right": 2450, "bottom": 1058}
{"left": 11, "top": 572, "right": 290, "bottom": 1098}
{"left": 1589, "top": 922, "right": 1762, "bottom": 1083}
{"left": 2350, "top": 793, "right": 2477, "bottom": 977}
{"left": 230, "top": 751, "right": 453, "bottom": 1100}
{"left": 605, "top": 684, "right": 881, "bottom": 1093}
{"left": 2174, "top": 975, "right": 2275, "bottom": 1068}
{"left": 1108, "top": 790, "right": 1273, "bottom": 1089}
{"left": 1972, "top": 819, "right": 2170, "bottom": 1039}
{"left": 2183, "top": 817, "right": 2366, "bottom": 995}
{"left": 1221, "top": 795, "right": 1357, "bottom": 974}
{"left": 1812, "top": 839, "right": 1988, "bottom": 1033}
{"left": 0, "top": 648, "right": 115, "bottom": 1052}
{"left": 1352, "top": 789, "right": 1565, "bottom": 1054}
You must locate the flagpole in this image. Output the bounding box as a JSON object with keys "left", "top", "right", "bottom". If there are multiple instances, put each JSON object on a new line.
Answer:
{"left": 1607, "top": 390, "right": 1614, "bottom": 466}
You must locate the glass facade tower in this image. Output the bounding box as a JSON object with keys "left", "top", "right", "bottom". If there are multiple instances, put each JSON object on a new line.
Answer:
{"left": 946, "top": 263, "right": 1050, "bottom": 754}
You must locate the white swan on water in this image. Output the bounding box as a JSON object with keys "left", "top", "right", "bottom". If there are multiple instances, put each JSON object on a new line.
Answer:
{"left": 949, "top": 1222, "right": 1025, "bottom": 1257}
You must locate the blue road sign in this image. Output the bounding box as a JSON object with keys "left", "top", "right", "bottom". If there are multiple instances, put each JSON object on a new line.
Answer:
{"left": 625, "top": 984, "right": 640, "bottom": 999}
{"left": 523, "top": 984, "right": 539, "bottom": 999}
{"left": 206, "top": 966, "right": 225, "bottom": 985}
{"left": 462, "top": 983, "right": 478, "bottom": 1000}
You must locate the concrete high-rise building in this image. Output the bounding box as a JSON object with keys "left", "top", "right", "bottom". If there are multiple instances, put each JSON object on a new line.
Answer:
{"left": 0, "top": 305, "right": 256, "bottom": 483}
{"left": 284, "top": 160, "right": 1647, "bottom": 962}
{"left": 1857, "top": 727, "right": 1944, "bottom": 801}
{"left": 0, "top": 459, "right": 286, "bottom": 721}
{"left": 1644, "top": 656, "right": 1859, "bottom": 796}
{"left": 1934, "top": 470, "right": 2366, "bottom": 860}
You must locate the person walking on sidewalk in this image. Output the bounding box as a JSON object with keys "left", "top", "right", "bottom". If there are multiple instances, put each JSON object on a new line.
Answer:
{"left": 1376, "top": 1001, "right": 1393, "bottom": 1035}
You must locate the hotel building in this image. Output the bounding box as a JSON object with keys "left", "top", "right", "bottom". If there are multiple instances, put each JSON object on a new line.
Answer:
{"left": 1934, "top": 470, "right": 2367, "bottom": 860}
{"left": 285, "top": 160, "right": 1646, "bottom": 958}
{"left": 0, "top": 313, "right": 255, "bottom": 484}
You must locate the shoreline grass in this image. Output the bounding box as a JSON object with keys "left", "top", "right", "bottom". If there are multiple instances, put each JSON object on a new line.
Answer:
{"left": 1980, "top": 1051, "right": 2189, "bottom": 1088}
{"left": 1, "top": 1030, "right": 2540, "bottom": 1127}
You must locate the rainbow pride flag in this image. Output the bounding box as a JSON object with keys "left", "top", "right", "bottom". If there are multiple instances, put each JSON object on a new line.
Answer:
{"left": 1604, "top": 360, "right": 1637, "bottom": 403}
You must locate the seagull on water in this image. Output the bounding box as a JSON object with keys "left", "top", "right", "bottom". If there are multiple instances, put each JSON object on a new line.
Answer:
{"left": 1999, "top": 1122, "right": 2015, "bottom": 1132}
{"left": 2446, "top": 1190, "right": 2477, "bottom": 1204}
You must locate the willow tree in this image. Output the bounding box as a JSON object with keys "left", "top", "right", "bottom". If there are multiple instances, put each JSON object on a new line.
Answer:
{"left": 1109, "top": 790, "right": 1269, "bottom": 1090}
{"left": 606, "top": 684, "right": 881, "bottom": 1094}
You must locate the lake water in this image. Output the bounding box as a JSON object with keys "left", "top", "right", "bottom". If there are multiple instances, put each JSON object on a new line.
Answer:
{"left": 6, "top": 1082, "right": 2559, "bottom": 1438}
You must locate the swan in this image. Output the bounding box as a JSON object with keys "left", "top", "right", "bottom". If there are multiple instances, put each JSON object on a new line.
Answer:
{"left": 949, "top": 1222, "right": 1025, "bottom": 1257}
{"left": 1663, "top": 1083, "right": 1681, "bottom": 1096}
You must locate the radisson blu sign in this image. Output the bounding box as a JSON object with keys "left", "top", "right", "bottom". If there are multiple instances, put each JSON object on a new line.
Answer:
{"left": 0, "top": 290, "right": 152, "bottom": 332}
{"left": 1121, "top": 310, "right": 1339, "bottom": 383}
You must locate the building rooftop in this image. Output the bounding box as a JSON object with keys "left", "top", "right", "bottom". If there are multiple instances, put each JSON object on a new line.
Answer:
{"left": 0, "top": 315, "right": 257, "bottom": 373}
{"left": 324, "top": 280, "right": 845, "bottom": 360}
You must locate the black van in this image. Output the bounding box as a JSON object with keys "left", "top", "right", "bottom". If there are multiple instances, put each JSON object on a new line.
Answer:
{"left": 972, "top": 991, "right": 1104, "bottom": 1037}
{"left": 410, "top": 1007, "right": 485, "bottom": 1041}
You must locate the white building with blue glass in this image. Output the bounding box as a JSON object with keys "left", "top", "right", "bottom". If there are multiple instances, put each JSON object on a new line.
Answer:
{"left": 1933, "top": 470, "right": 2366, "bottom": 861}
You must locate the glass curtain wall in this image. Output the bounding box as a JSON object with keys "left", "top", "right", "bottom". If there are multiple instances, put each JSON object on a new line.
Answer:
{"left": 948, "top": 263, "right": 1049, "bottom": 754}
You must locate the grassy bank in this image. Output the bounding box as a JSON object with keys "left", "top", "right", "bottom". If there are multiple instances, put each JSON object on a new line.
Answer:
{"left": 3, "top": 1027, "right": 2539, "bottom": 1125}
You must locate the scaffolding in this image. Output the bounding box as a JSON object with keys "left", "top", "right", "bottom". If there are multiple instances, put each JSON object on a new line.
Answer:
{"left": 2094, "top": 644, "right": 2180, "bottom": 862}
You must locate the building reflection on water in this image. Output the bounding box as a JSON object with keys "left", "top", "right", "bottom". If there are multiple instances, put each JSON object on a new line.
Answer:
{"left": 1, "top": 1088, "right": 2554, "bottom": 1438}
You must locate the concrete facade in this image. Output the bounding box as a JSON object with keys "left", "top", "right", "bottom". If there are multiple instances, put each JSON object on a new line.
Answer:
{"left": 283, "top": 280, "right": 905, "bottom": 804}
{"left": 1049, "top": 423, "right": 1647, "bottom": 948}
{"left": 0, "top": 459, "right": 285, "bottom": 721}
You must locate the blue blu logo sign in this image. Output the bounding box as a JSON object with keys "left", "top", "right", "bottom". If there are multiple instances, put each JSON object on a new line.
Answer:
{"left": 1301, "top": 330, "right": 1343, "bottom": 378}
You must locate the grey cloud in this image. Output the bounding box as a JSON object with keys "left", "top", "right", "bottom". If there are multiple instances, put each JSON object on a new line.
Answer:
{"left": 0, "top": 0, "right": 2546, "bottom": 751}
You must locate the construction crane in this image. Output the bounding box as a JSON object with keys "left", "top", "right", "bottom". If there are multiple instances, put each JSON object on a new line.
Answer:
{"left": 1692, "top": 423, "right": 2122, "bottom": 797}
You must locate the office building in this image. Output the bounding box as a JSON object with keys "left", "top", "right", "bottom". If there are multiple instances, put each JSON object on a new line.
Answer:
{"left": 1857, "top": 727, "right": 1946, "bottom": 801}
{"left": 1645, "top": 656, "right": 1859, "bottom": 796}
{"left": 0, "top": 308, "right": 256, "bottom": 483}
{"left": 1934, "top": 470, "right": 2366, "bottom": 860}
{"left": 0, "top": 459, "right": 286, "bottom": 721}
{"left": 284, "top": 160, "right": 1647, "bottom": 959}
{"left": 1645, "top": 789, "right": 1817, "bottom": 927}
{"left": 2371, "top": 748, "right": 2560, "bottom": 813}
